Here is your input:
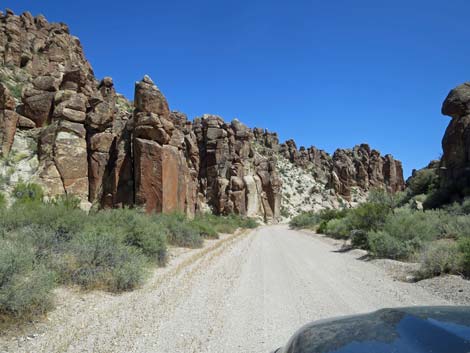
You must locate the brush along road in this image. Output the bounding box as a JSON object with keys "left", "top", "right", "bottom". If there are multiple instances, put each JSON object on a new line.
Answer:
{"left": 2, "top": 225, "right": 454, "bottom": 353}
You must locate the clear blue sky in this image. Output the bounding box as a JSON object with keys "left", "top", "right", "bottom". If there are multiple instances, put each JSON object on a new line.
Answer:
{"left": 6, "top": 1, "right": 470, "bottom": 177}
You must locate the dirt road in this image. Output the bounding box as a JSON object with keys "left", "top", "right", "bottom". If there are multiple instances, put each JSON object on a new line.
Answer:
{"left": 2, "top": 225, "right": 453, "bottom": 353}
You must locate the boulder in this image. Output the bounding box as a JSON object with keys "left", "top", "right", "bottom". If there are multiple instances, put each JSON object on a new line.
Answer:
{"left": 134, "top": 75, "right": 170, "bottom": 117}
{"left": 23, "top": 91, "right": 54, "bottom": 127}
{"left": 440, "top": 83, "right": 470, "bottom": 195}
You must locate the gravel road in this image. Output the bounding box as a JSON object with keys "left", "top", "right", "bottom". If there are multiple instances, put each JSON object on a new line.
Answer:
{"left": 1, "top": 225, "right": 455, "bottom": 353}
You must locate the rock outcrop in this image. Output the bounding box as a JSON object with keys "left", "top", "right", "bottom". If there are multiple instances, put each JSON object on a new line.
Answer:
{"left": 132, "top": 76, "right": 197, "bottom": 216}
{"left": 195, "top": 116, "right": 281, "bottom": 220}
{"left": 0, "top": 9, "right": 407, "bottom": 220}
{"left": 254, "top": 129, "right": 405, "bottom": 201}
{"left": 440, "top": 82, "right": 470, "bottom": 198}
{"left": 0, "top": 84, "right": 19, "bottom": 156}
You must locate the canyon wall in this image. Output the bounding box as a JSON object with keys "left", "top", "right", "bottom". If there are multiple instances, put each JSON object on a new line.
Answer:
{"left": 0, "top": 9, "right": 405, "bottom": 220}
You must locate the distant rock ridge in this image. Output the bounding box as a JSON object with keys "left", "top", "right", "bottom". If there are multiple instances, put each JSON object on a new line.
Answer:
{"left": 0, "top": 9, "right": 405, "bottom": 220}
{"left": 253, "top": 128, "right": 405, "bottom": 200}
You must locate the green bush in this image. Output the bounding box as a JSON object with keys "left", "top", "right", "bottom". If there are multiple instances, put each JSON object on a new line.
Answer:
{"left": 160, "top": 213, "right": 203, "bottom": 248}
{"left": 193, "top": 213, "right": 258, "bottom": 235}
{"left": 379, "top": 209, "right": 441, "bottom": 242}
{"left": 291, "top": 208, "right": 348, "bottom": 231}
{"left": 59, "top": 229, "right": 148, "bottom": 291}
{"left": 350, "top": 229, "right": 368, "bottom": 249}
{"left": 459, "top": 237, "right": 470, "bottom": 276}
{"left": 367, "top": 209, "right": 444, "bottom": 260}
{"left": 367, "top": 189, "right": 406, "bottom": 209}
{"left": 190, "top": 217, "right": 218, "bottom": 238}
{"left": 290, "top": 212, "right": 318, "bottom": 229}
{"left": 368, "top": 230, "right": 413, "bottom": 260}
{"left": 418, "top": 240, "right": 461, "bottom": 278}
{"left": 408, "top": 169, "right": 439, "bottom": 196}
{"left": 12, "top": 182, "right": 44, "bottom": 204}
{"left": 324, "top": 218, "right": 350, "bottom": 239}
{"left": 0, "top": 241, "right": 54, "bottom": 318}
{"left": 124, "top": 215, "right": 167, "bottom": 265}
{"left": 0, "top": 182, "right": 259, "bottom": 322}
{"left": 347, "top": 202, "right": 391, "bottom": 232}
{"left": 444, "top": 198, "right": 470, "bottom": 216}
{"left": 0, "top": 193, "right": 6, "bottom": 209}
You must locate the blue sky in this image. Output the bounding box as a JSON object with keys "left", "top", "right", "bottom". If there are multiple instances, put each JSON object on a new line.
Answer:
{"left": 5, "top": 1, "right": 470, "bottom": 177}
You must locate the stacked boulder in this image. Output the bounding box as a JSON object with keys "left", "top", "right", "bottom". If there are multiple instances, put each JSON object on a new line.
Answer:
{"left": 0, "top": 84, "right": 19, "bottom": 156}
{"left": 36, "top": 72, "right": 90, "bottom": 205}
{"left": 132, "top": 76, "right": 197, "bottom": 216}
{"left": 195, "top": 116, "right": 281, "bottom": 220}
{"left": 329, "top": 145, "right": 404, "bottom": 199}
{"left": 440, "top": 82, "right": 470, "bottom": 196}
{"left": 256, "top": 133, "right": 405, "bottom": 200}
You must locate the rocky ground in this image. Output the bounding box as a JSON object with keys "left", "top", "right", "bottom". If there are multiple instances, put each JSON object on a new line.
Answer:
{"left": 1, "top": 225, "right": 467, "bottom": 353}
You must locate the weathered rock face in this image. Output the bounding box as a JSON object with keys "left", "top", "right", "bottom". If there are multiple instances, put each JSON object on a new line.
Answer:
{"left": 0, "top": 84, "right": 19, "bottom": 156}
{"left": 330, "top": 145, "right": 405, "bottom": 199}
{"left": 256, "top": 132, "right": 405, "bottom": 201}
{"left": 440, "top": 83, "right": 470, "bottom": 197}
{"left": 132, "top": 76, "right": 196, "bottom": 216}
{"left": 0, "top": 9, "right": 408, "bottom": 220}
{"left": 193, "top": 116, "right": 281, "bottom": 221}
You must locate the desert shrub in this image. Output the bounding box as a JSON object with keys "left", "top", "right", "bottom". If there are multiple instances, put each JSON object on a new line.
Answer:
{"left": 0, "top": 193, "right": 6, "bottom": 209}
{"left": 160, "top": 213, "right": 203, "bottom": 248}
{"left": 459, "top": 237, "right": 470, "bottom": 277}
{"left": 290, "top": 212, "right": 318, "bottom": 229}
{"left": 194, "top": 213, "right": 258, "bottom": 235}
{"left": 88, "top": 208, "right": 168, "bottom": 265}
{"left": 444, "top": 198, "right": 470, "bottom": 216}
{"left": 300, "top": 208, "right": 349, "bottom": 233}
{"left": 323, "top": 218, "right": 350, "bottom": 239}
{"left": 8, "top": 83, "right": 23, "bottom": 99}
{"left": 239, "top": 217, "right": 259, "bottom": 229}
{"left": 367, "top": 209, "right": 442, "bottom": 260}
{"left": 0, "top": 182, "right": 261, "bottom": 322}
{"left": 350, "top": 229, "right": 368, "bottom": 249}
{"left": 380, "top": 209, "right": 441, "bottom": 243}
{"left": 418, "top": 240, "right": 461, "bottom": 278}
{"left": 347, "top": 202, "right": 391, "bottom": 232}
{"left": 367, "top": 189, "right": 406, "bottom": 209}
{"left": 59, "top": 229, "right": 148, "bottom": 291}
{"left": 0, "top": 240, "right": 54, "bottom": 318}
{"left": 368, "top": 230, "right": 414, "bottom": 259}
{"left": 49, "top": 195, "right": 82, "bottom": 210}
{"left": 408, "top": 169, "right": 439, "bottom": 196}
{"left": 0, "top": 202, "right": 86, "bottom": 239}
{"left": 190, "top": 217, "right": 218, "bottom": 238}
{"left": 437, "top": 213, "right": 470, "bottom": 240}
{"left": 423, "top": 186, "right": 454, "bottom": 209}
{"left": 12, "top": 182, "right": 44, "bottom": 204}
{"left": 124, "top": 215, "right": 167, "bottom": 265}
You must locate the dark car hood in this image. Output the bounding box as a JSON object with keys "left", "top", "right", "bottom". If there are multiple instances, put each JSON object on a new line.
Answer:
{"left": 277, "top": 306, "right": 470, "bottom": 353}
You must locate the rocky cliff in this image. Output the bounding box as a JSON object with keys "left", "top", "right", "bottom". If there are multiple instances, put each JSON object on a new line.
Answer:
{"left": 0, "top": 9, "right": 405, "bottom": 220}
{"left": 440, "top": 82, "right": 470, "bottom": 200}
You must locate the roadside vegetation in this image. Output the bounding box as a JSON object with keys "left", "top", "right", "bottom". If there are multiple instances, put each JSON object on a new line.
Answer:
{"left": 0, "top": 182, "right": 257, "bottom": 323}
{"left": 290, "top": 183, "right": 470, "bottom": 282}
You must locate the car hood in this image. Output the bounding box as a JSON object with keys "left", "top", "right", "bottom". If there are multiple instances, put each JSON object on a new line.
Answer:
{"left": 276, "top": 306, "right": 470, "bottom": 353}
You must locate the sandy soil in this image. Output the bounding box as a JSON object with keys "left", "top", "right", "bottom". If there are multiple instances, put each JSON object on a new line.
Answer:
{"left": 0, "top": 225, "right": 464, "bottom": 353}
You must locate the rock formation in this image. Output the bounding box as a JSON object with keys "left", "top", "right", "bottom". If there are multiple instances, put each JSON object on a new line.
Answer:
{"left": 254, "top": 129, "right": 405, "bottom": 201}
{"left": 0, "top": 9, "right": 407, "bottom": 220}
{"left": 440, "top": 82, "right": 470, "bottom": 198}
